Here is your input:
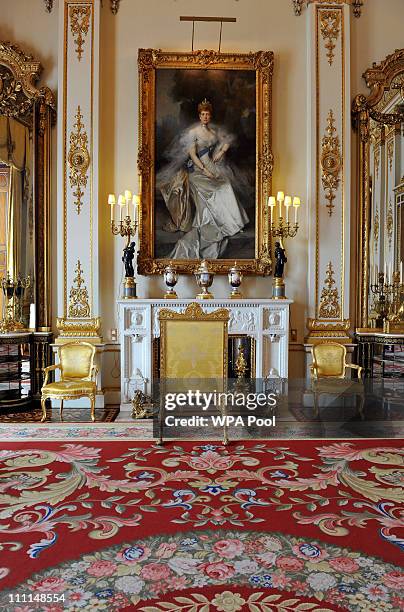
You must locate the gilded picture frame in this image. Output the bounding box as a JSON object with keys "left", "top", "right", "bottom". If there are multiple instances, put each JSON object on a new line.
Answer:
{"left": 137, "top": 48, "right": 274, "bottom": 275}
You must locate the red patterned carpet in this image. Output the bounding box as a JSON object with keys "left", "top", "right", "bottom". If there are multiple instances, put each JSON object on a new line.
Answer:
{"left": 0, "top": 439, "right": 403, "bottom": 611}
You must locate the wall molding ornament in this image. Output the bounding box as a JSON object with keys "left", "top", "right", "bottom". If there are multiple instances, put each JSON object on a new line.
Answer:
{"left": 306, "top": 318, "right": 351, "bottom": 343}
{"left": 387, "top": 199, "right": 393, "bottom": 249}
{"left": 44, "top": 0, "right": 121, "bottom": 13}
{"left": 318, "top": 261, "right": 341, "bottom": 319}
{"left": 69, "top": 5, "right": 91, "bottom": 62}
{"left": 56, "top": 317, "right": 101, "bottom": 339}
{"left": 373, "top": 208, "right": 379, "bottom": 245}
{"left": 68, "top": 105, "right": 90, "bottom": 215}
{"left": 374, "top": 146, "right": 380, "bottom": 178}
{"left": 387, "top": 138, "right": 394, "bottom": 172}
{"left": 68, "top": 260, "right": 91, "bottom": 318}
{"left": 319, "top": 9, "right": 341, "bottom": 66}
{"left": 352, "top": 48, "right": 404, "bottom": 328}
{"left": 0, "top": 42, "right": 55, "bottom": 123}
{"left": 321, "top": 109, "right": 342, "bottom": 216}
{"left": 293, "top": 0, "right": 363, "bottom": 18}
{"left": 110, "top": 0, "right": 121, "bottom": 14}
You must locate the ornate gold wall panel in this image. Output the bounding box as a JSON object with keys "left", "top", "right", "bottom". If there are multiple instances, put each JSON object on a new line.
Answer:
{"left": 57, "top": 0, "right": 101, "bottom": 342}
{"left": 306, "top": 2, "right": 351, "bottom": 343}
{"left": 293, "top": 0, "right": 364, "bottom": 18}
{"left": 321, "top": 109, "right": 342, "bottom": 216}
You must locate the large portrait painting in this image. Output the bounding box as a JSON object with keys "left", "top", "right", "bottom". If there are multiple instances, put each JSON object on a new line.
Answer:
{"left": 137, "top": 49, "right": 273, "bottom": 274}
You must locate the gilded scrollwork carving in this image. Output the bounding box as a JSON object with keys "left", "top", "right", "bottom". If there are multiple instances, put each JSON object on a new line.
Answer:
{"left": 387, "top": 138, "right": 394, "bottom": 172}
{"left": 68, "top": 260, "right": 91, "bottom": 318}
{"left": 386, "top": 199, "right": 393, "bottom": 249}
{"left": 68, "top": 105, "right": 90, "bottom": 215}
{"left": 374, "top": 146, "right": 380, "bottom": 178}
{"left": 293, "top": 1, "right": 363, "bottom": 18}
{"left": 373, "top": 208, "right": 379, "bottom": 246}
{"left": 56, "top": 317, "right": 101, "bottom": 338}
{"left": 69, "top": 5, "right": 91, "bottom": 62}
{"left": 318, "top": 261, "right": 341, "bottom": 319}
{"left": 0, "top": 42, "right": 55, "bottom": 124}
{"left": 110, "top": 0, "right": 121, "bottom": 14}
{"left": 319, "top": 9, "right": 341, "bottom": 66}
{"left": 321, "top": 109, "right": 342, "bottom": 216}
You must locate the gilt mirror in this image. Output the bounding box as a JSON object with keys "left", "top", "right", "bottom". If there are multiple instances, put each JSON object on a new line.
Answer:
{"left": 0, "top": 41, "right": 55, "bottom": 331}
{"left": 353, "top": 48, "right": 404, "bottom": 330}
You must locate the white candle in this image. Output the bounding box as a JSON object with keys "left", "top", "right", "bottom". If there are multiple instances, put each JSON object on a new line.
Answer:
{"left": 268, "top": 196, "right": 275, "bottom": 227}
{"left": 108, "top": 194, "right": 116, "bottom": 222}
{"left": 118, "top": 194, "right": 125, "bottom": 221}
{"left": 124, "top": 190, "right": 132, "bottom": 218}
{"left": 284, "top": 196, "right": 291, "bottom": 224}
{"left": 293, "top": 196, "right": 300, "bottom": 224}
{"left": 277, "top": 191, "right": 284, "bottom": 218}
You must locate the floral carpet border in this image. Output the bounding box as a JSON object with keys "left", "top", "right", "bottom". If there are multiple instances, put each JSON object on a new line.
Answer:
{"left": 1, "top": 529, "right": 403, "bottom": 611}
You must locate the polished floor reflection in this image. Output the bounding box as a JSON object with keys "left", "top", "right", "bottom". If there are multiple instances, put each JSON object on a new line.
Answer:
{"left": 0, "top": 378, "right": 402, "bottom": 439}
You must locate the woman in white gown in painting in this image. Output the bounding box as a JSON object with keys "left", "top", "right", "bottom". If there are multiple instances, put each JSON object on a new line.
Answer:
{"left": 157, "top": 99, "right": 248, "bottom": 259}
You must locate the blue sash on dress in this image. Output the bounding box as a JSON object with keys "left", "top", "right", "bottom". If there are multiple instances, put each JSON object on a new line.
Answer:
{"left": 185, "top": 144, "right": 216, "bottom": 173}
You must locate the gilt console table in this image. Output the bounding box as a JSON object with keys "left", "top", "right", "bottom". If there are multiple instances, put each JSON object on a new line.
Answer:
{"left": 118, "top": 298, "right": 292, "bottom": 408}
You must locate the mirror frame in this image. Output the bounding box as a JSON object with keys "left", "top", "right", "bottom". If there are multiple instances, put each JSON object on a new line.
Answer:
{"left": 0, "top": 41, "right": 55, "bottom": 331}
{"left": 352, "top": 48, "right": 404, "bottom": 329}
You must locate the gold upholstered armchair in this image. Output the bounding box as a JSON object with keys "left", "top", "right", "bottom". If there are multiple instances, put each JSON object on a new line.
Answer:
{"left": 40, "top": 341, "right": 98, "bottom": 422}
{"left": 310, "top": 342, "right": 363, "bottom": 380}
{"left": 310, "top": 342, "right": 364, "bottom": 419}
{"left": 158, "top": 302, "right": 230, "bottom": 445}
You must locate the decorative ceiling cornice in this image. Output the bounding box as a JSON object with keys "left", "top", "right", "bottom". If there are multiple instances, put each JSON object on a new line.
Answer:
{"left": 43, "top": 0, "right": 121, "bottom": 14}
{"left": 293, "top": 0, "right": 364, "bottom": 18}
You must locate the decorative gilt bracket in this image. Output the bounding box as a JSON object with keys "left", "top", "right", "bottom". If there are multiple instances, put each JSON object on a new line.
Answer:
{"left": 68, "top": 260, "right": 90, "bottom": 318}
{"left": 293, "top": 0, "right": 364, "bottom": 18}
{"left": 318, "top": 261, "right": 341, "bottom": 318}
{"left": 43, "top": 0, "right": 121, "bottom": 13}
{"left": 68, "top": 105, "right": 90, "bottom": 215}
{"left": 321, "top": 109, "right": 341, "bottom": 217}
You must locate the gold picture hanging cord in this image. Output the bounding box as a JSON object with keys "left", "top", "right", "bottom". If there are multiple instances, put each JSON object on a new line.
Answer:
{"left": 180, "top": 16, "right": 237, "bottom": 53}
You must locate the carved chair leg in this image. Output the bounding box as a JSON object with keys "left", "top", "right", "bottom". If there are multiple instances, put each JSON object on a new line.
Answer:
{"left": 90, "top": 396, "right": 96, "bottom": 422}
{"left": 40, "top": 398, "right": 47, "bottom": 422}
{"left": 60, "top": 399, "right": 64, "bottom": 422}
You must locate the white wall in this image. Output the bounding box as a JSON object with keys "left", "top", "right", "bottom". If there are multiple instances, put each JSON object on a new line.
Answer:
{"left": 1, "top": 0, "right": 404, "bottom": 376}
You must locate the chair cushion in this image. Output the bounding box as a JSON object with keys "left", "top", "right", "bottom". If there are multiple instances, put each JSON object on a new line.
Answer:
{"left": 42, "top": 381, "right": 96, "bottom": 396}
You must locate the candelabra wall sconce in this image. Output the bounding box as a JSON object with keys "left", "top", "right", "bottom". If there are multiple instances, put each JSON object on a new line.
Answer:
{"left": 370, "top": 265, "right": 404, "bottom": 332}
{"left": 267, "top": 191, "right": 301, "bottom": 299}
{"left": 0, "top": 273, "right": 31, "bottom": 333}
{"left": 109, "top": 189, "right": 140, "bottom": 299}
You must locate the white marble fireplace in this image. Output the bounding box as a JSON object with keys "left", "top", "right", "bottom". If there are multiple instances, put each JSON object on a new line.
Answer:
{"left": 118, "top": 298, "right": 292, "bottom": 408}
